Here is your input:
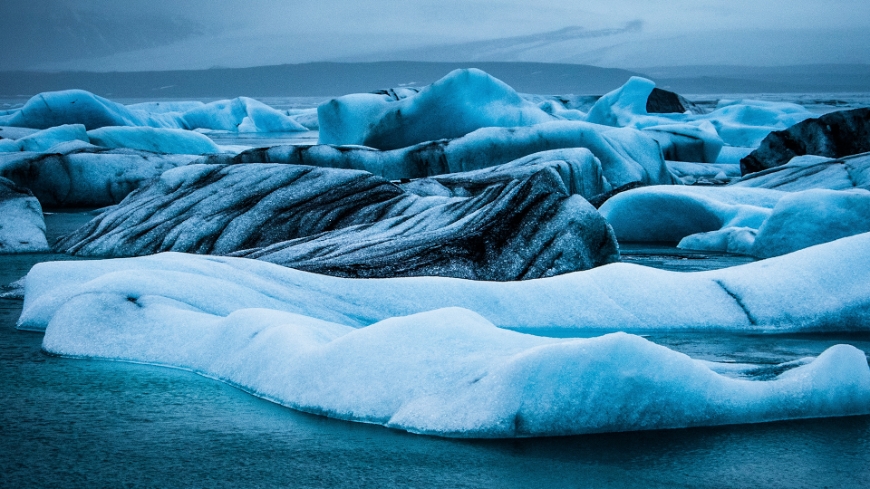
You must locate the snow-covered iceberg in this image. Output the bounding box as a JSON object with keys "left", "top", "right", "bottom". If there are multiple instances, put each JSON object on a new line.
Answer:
{"left": 0, "top": 176, "right": 48, "bottom": 253}
{"left": 30, "top": 304, "right": 870, "bottom": 438}
{"left": 0, "top": 149, "right": 197, "bottom": 207}
{"left": 318, "top": 69, "right": 554, "bottom": 149}
{"left": 17, "top": 241, "right": 870, "bottom": 436}
{"left": 55, "top": 162, "right": 619, "bottom": 280}
{"left": 0, "top": 89, "right": 307, "bottom": 133}
{"left": 21, "top": 232, "right": 870, "bottom": 334}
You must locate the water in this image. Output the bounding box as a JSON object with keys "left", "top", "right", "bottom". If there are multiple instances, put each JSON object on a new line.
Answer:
{"left": 1, "top": 213, "right": 869, "bottom": 488}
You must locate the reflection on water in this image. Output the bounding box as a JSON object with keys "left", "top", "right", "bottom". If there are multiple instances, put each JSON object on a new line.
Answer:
{"left": 1, "top": 213, "right": 869, "bottom": 488}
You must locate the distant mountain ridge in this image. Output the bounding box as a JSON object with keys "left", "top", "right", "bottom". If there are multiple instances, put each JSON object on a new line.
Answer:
{"left": 1, "top": 62, "right": 868, "bottom": 100}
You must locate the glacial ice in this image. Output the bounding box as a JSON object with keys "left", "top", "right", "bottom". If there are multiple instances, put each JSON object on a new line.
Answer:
{"left": 0, "top": 149, "right": 198, "bottom": 207}
{"left": 741, "top": 107, "right": 870, "bottom": 174}
{"left": 0, "top": 89, "right": 308, "bottom": 133}
{"left": 20, "top": 232, "right": 870, "bottom": 334}
{"left": 601, "top": 183, "right": 870, "bottom": 258}
{"left": 732, "top": 152, "right": 870, "bottom": 192}
{"left": 318, "top": 68, "right": 554, "bottom": 149}
{"left": 28, "top": 303, "right": 870, "bottom": 437}
{"left": 86, "top": 126, "right": 221, "bottom": 154}
{"left": 223, "top": 120, "right": 676, "bottom": 186}
{"left": 0, "top": 177, "right": 48, "bottom": 253}
{"left": 54, "top": 162, "right": 619, "bottom": 280}
{"left": 599, "top": 186, "right": 782, "bottom": 243}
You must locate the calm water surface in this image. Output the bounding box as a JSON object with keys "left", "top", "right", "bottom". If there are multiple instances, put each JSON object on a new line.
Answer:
{"left": 1, "top": 213, "right": 869, "bottom": 488}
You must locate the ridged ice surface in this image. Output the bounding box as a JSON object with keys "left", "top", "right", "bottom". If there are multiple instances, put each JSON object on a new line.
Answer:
{"left": 55, "top": 162, "right": 619, "bottom": 280}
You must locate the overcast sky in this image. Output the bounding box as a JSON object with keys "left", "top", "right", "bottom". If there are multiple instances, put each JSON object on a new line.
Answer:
{"left": 2, "top": 0, "right": 869, "bottom": 70}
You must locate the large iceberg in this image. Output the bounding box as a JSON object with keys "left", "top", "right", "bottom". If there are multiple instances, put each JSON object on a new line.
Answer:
{"left": 54, "top": 162, "right": 619, "bottom": 280}
{"left": 0, "top": 176, "right": 48, "bottom": 253}
{"left": 17, "top": 243, "right": 870, "bottom": 436}
{"left": 29, "top": 304, "right": 870, "bottom": 438}
{"left": 21, "top": 232, "right": 870, "bottom": 334}
{"left": 86, "top": 126, "right": 221, "bottom": 154}
{"left": 0, "top": 89, "right": 308, "bottom": 133}
{"left": 318, "top": 69, "right": 554, "bottom": 149}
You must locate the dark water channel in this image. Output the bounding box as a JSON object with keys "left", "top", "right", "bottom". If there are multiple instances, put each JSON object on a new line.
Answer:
{"left": 1, "top": 212, "right": 869, "bottom": 488}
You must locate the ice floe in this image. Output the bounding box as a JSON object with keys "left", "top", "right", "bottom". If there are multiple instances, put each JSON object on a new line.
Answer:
{"left": 30, "top": 305, "right": 870, "bottom": 437}
{"left": 20, "top": 232, "right": 870, "bottom": 334}
{"left": 732, "top": 152, "right": 870, "bottom": 191}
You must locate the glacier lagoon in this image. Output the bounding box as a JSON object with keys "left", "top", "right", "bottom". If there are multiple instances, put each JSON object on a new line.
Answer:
{"left": 1, "top": 210, "right": 869, "bottom": 487}
{"left": 3, "top": 79, "right": 870, "bottom": 486}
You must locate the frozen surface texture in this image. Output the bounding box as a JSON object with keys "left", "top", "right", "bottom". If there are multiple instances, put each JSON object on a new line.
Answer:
{"left": 741, "top": 108, "right": 870, "bottom": 174}
{"left": 318, "top": 69, "right": 554, "bottom": 149}
{"left": 222, "top": 120, "right": 676, "bottom": 186}
{"left": 29, "top": 304, "right": 870, "bottom": 438}
{"left": 0, "top": 149, "right": 197, "bottom": 207}
{"left": 601, "top": 184, "right": 870, "bottom": 258}
{"left": 21, "top": 232, "right": 870, "bottom": 335}
{"left": 86, "top": 127, "right": 221, "bottom": 154}
{"left": 0, "top": 176, "right": 48, "bottom": 253}
{"left": 0, "top": 90, "right": 307, "bottom": 133}
{"left": 732, "top": 152, "right": 870, "bottom": 192}
{"left": 17, "top": 242, "right": 870, "bottom": 437}
{"left": 55, "top": 163, "right": 619, "bottom": 280}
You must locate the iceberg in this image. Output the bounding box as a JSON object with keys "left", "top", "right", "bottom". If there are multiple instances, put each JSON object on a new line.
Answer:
{"left": 741, "top": 108, "right": 870, "bottom": 174}
{"left": 223, "top": 120, "right": 676, "bottom": 186}
{"left": 601, "top": 184, "right": 870, "bottom": 259}
{"left": 0, "top": 176, "right": 48, "bottom": 253}
{"left": 2, "top": 89, "right": 308, "bottom": 133}
{"left": 732, "top": 152, "right": 870, "bottom": 192}
{"left": 5, "top": 124, "right": 90, "bottom": 153}
{"left": 0, "top": 149, "right": 197, "bottom": 207}
{"left": 29, "top": 304, "right": 870, "bottom": 438}
{"left": 599, "top": 186, "right": 781, "bottom": 243}
{"left": 20, "top": 232, "right": 870, "bottom": 334}
{"left": 318, "top": 69, "right": 554, "bottom": 149}
{"left": 86, "top": 127, "right": 221, "bottom": 154}
{"left": 55, "top": 162, "right": 619, "bottom": 280}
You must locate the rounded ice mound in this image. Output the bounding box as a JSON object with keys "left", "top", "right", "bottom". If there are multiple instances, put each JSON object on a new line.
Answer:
{"left": 751, "top": 188, "right": 870, "bottom": 258}
{"left": 33, "top": 300, "right": 870, "bottom": 438}
{"left": 599, "top": 186, "right": 781, "bottom": 243}
{"left": 87, "top": 126, "right": 221, "bottom": 154}
{"left": 318, "top": 68, "right": 554, "bottom": 149}
{"left": 7, "top": 90, "right": 147, "bottom": 130}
